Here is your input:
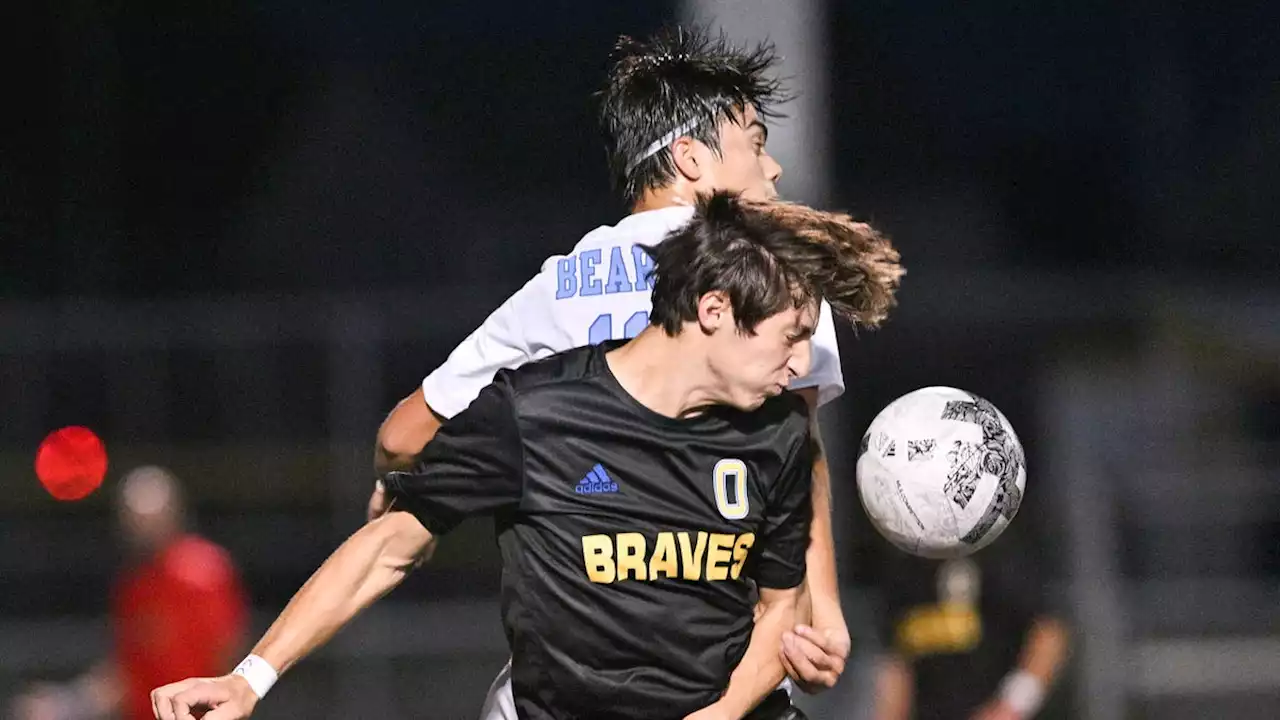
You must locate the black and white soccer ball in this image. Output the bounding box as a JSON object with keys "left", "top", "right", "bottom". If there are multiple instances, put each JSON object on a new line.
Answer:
{"left": 856, "top": 387, "right": 1026, "bottom": 559}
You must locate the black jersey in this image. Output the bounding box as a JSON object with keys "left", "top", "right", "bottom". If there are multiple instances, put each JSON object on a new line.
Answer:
{"left": 385, "top": 341, "right": 813, "bottom": 720}
{"left": 876, "top": 531, "right": 1053, "bottom": 720}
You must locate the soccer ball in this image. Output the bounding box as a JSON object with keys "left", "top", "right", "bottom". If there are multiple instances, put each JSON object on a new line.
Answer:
{"left": 856, "top": 387, "right": 1026, "bottom": 559}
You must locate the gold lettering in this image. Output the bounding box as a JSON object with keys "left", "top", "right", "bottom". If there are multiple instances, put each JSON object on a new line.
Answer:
{"left": 678, "top": 531, "right": 709, "bottom": 581}
{"left": 896, "top": 603, "right": 982, "bottom": 657}
{"left": 729, "top": 533, "right": 756, "bottom": 580}
{"left": 585, "top": 531, "right": 761, "bottom": 585}
{"left": 649, "top": 531, "right": 679, "bottom": 579}
{"left": 706, "top": 533, "right": 736, "bottom": 581}
{"left": 615, "top": 532, "right": 648, "bottom": 581}
{"left": 582, "top": 534, "right": 615, "bottom": 584}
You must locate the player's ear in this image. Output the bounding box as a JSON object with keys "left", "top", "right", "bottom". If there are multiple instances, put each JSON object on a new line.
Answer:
{"left": 696, "top": 291, "right": 731, "bottom": 335}
{"left": 669, "top": 136, "right": 705, "bottom": 183}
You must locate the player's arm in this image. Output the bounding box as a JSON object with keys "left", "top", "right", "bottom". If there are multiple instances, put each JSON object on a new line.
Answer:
{"left": 151, "top": 512, "right": 435, "bottom": 720}
{"left": 696, "top": 422, "right": 814, "bottom": 719}
{"left": 779, "top": 303, "right": 852, "bottom": 693}
{"left": 232, "top": 512, "right": 432, "bottom": 680}
{"left": 971, "top": 616, "right": 1070, "bottom": 720}
{"left": 1016, "top": 616, "right": 1071, "bottom": 689}
{"left": 370, "top": 270, "right": 557, "bottom": 518}
{"left": 154, "top": 381, "right": 524, "bottom": 720}
{"left": 375, "top": 387, "right": 444, "bottom": 475}
{"left": 688, "top": 585, "right": 802, "bottom": 720}
{"left": 370, "top": 387, "right": 445, "bottom": 520}
{"left": 973, "top": 547, "right": 1071, "bottom": 720}
{"left": 779, "top": 386, "right": 851, "bottom": 693}
{"left": 872, "top": 654, "right": 914, "bottom": 720}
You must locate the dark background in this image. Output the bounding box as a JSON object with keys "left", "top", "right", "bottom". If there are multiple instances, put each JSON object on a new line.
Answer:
{"left": 8, "top": 1, "right": 1277, "bottom": 302}
{"left": 3, "top": 2, "right": 1278, "bottom": 718}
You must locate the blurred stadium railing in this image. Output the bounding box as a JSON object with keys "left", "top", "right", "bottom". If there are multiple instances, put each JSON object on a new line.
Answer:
{"left": 1044, "top": 287, "right": 1280, "bottom": 720}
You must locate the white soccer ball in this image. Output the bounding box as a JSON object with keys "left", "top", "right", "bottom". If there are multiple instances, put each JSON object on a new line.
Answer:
{"left": 856, "top": 386, "right": 1026, "bottom": 559}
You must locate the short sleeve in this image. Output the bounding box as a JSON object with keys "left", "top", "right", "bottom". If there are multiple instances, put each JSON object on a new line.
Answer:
{"left": 421, "top": 265, "right": 570, "bottom": 418}
{"left": 385, "top": 374, "right": 525, "bottom": 535}
{"left": 748, "top": 431, "right": 814, "bottom": 589}
{"left": 787, "top": 300, "right": 844, "bottom": 406}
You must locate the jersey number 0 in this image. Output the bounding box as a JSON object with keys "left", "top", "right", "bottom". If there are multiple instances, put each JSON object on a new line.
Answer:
{"left": 713, "top": 459, "right": 749, "bottom": 519}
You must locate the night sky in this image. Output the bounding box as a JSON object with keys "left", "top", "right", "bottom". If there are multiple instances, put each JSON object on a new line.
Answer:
{"left": 5, "top": 0, "right": 1278, "bottom": 300}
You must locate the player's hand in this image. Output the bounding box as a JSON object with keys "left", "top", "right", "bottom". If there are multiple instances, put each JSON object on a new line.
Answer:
{"left": 970, "top": 699, "right": 1024, "bottom": 720}
{"left": 367, "top": 479, "right": 390, "bottom": 521}
{"left": 780, "top": 624, "right": 850, "bottom": 693}
{"left": 151, "top": 675, "right": 257, "bottom": 720}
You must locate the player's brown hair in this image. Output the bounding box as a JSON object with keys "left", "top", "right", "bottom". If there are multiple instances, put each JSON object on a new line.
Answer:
{"left": 643, "top": 192, "right": 904, "bottom": 335}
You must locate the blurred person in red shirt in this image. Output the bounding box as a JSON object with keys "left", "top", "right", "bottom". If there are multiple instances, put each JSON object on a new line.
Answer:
{"left": 12, "top": 466, "right": 249, "bottom": 720}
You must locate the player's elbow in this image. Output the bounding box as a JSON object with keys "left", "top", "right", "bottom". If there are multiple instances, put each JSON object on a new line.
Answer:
{"left": 366, "top": 511, "right": 436, "bottom": 571}
{"left": 376, "top": 389, "right": 443, "bottom": 472}
{"left": 757, "top": 585, "right": 802, "bottom": 619}
{"left": 1035, "top": 615, "right": 1070, "bottom": 641}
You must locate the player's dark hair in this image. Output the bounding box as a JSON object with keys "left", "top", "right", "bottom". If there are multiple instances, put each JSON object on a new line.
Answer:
{"left": 643, "top": 192, "right": 905, "bottom": 335}
{"left": 599, "top": 26, "right": 788, "bottom": 205}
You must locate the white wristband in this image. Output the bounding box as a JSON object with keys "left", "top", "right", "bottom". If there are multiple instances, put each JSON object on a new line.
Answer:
{"left": 232, "top": 654, "right": 279, "bottom": 699}
{"left": 999, "top": 670, "right": 1045, "bottom": 718}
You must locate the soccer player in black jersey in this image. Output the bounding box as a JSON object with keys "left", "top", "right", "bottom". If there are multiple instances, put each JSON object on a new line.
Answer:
{"left": 150, "top": 193, "right": 903, "bottom": 720}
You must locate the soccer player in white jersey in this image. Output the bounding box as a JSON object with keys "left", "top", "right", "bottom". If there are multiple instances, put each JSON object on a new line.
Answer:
{"left": 374, "top": 27, "right": 856, "bottom": 716}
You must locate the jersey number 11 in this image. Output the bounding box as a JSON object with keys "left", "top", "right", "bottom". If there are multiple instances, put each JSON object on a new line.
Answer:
{"left": 588, "top": 311, "right": 650, "bottom": 345}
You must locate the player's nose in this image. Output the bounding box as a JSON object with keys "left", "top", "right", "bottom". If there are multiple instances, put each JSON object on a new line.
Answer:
{"left": 787, "top": 340, "right": 813, "bottom": 379}
{"left": 763, "top": 152, "right": 782, "bottom": 184}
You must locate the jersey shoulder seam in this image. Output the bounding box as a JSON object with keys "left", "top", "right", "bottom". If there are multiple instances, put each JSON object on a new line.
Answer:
{"left": 771, "top": 398, "right": 812, "bottom": 491}
{"left": 493, "top": 377, "right": 529, "bottom": 501}
{"left": 500, "top": 359, "right": 606, "bottom": 399}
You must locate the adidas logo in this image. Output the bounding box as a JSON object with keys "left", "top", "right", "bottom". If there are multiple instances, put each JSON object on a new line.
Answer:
{"left": 575, "top": 463, "right": 619, "bottom": 495}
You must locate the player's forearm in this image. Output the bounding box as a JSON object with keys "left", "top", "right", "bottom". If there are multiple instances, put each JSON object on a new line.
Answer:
{"left": 714, "top": 587, "right": 799, "bottom": 719}
{"left": 251, "top": 513, "right": 431, "bottom": 674}
{"left": 374, "top": 443, "right": 414, "bottom": 476}
{"left": 872, "top": 655, "right": 913, "bottom": 720}
{"left": 802, "top": 416, "right": 844, "bottom": 629}
{"left": 804, "top": 454, "right": 842, "bottom": 622}
{"left": 1018, "top": 616, "right": 1070, "bottom": 685}
{"left": 994, "top": 616, "right": 1070, "bottom": 717}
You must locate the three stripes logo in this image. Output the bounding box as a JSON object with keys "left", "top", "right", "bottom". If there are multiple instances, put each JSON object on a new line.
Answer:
{"left": 575, "top": 463, "right": 619, "bottom": 495}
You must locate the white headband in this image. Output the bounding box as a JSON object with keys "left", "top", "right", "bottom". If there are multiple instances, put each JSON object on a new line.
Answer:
{"left": 625, "top": 119, "right": 703, "bottom": 174}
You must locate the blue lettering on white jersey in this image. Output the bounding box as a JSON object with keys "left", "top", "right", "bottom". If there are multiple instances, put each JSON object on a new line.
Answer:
{"left": 420, "top": 205, "right": 845, "bottom": 420}
{"left": 553, "top": 244, "right": 650, "bottom": 300}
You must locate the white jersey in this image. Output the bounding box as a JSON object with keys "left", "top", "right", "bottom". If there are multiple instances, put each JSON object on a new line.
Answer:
{"left": 422, "top": 206, "right": 845, "bottom": 419}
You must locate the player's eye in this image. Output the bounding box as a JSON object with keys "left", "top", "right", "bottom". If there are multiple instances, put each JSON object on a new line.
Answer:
{"left": 786, "top": 326, "right": 813, "bottom": 345}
